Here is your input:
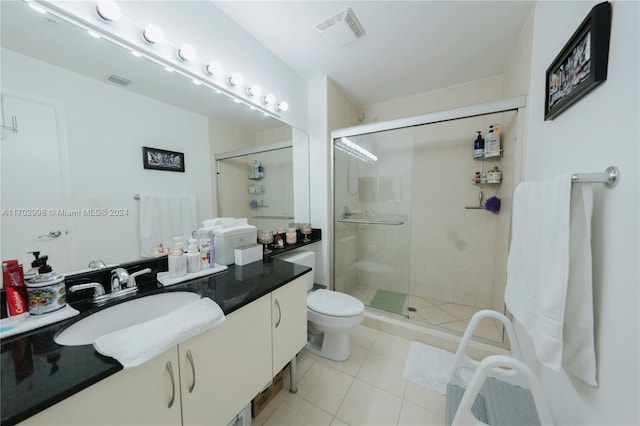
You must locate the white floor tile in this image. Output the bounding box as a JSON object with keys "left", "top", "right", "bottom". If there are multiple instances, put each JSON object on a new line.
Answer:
{"left": 263, "top": 393, "right": 334, "bottom": 426}
{"left": 296, "top": 362, "right": 354, "bottom": 415}
{"left": 350, "top": 325, "right": 379, "bottom": 350}
{"left": 357, "top": 351, "right": 408, "bottom": 398}
{"left": 335, "top": 379, "right": 403, "bottom": 426}
{"left": 316, "top": 344, "right": 368, "bottom": 377}
{"left": 397, "top": 400, "right": 446, "bottom": 426}
{"left": 370, "top": 331, "right": 412, "bottom": 362}
{"left": 403, "top": 381, "right": 446, "bottom": 417}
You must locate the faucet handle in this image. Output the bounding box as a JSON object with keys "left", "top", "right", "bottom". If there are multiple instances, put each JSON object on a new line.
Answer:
{"left": 69, "top": 282, "right": 106, "bottom": 300}
{"left": 110, "top": 268, "right": 130, "bottom": 292}
{"left": 129, "top": 268, "right": 152, "bottom": 288}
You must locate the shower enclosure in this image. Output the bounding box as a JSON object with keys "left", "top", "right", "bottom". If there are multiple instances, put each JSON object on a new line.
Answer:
{"left": 332, "top": 97, "right": 525, "bottom": 343}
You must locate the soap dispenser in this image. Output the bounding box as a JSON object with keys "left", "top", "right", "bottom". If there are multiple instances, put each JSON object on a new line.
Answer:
{"left": 186, "top": 238, "right": 201, "bottom": 273}
{"left": 26, "top": 255, "right": 67, "bottom": 315}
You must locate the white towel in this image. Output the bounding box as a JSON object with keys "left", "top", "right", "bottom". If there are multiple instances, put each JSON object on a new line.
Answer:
{"left": 0, "top": 305, "right": 79, "bottom": 340}
{"left": 505, "top": 175, "right": 596, "bottom": 386}
{"left": 139, "top": 195, "right": 198, "bottom": 257}
{"left": 93, "top": 297, "right": 225, "bottom": 369}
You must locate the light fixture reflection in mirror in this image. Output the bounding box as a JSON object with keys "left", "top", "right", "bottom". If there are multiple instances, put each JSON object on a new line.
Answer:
{"left": 28, "top": 0, "right": 289, "bottom": 118}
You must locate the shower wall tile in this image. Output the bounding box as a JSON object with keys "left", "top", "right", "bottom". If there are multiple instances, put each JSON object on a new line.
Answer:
{"left": 453, "top": 288, "right": 475, "bottom": 307}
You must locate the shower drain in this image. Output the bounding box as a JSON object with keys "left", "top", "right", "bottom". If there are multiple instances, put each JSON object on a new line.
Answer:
{"left": 407, "top": 306, "right": 417, "bottom": 312}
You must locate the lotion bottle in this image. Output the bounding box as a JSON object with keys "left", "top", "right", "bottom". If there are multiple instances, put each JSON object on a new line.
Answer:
{"left": 186, "top": 239, "right": 201, "bottom": 273}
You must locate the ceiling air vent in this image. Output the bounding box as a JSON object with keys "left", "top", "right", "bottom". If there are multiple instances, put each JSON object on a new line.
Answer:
{"left": 315, "top": 8, "right": 365, "bottom": 49}
{"left": 107, "top": 74, "right": 130, "bottom": 86}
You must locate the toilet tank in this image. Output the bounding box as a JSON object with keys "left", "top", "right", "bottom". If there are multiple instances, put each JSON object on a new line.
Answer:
{"left": 275, "top": 250, "right": 315, "bottom": 291}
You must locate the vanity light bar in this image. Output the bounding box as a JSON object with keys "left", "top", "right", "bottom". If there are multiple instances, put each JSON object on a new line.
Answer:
{"left": 27, "top": 0, "right": 289, "bottom": 119}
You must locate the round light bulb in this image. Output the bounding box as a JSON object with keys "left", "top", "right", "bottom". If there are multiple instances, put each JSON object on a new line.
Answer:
{"left": 247, "top": 85, "right": 262, "bottom": 98}
{"left": 261, "top": 94, "right": 276, "bottom": 106}
{"left": 96, "top": 0, "right": 121, "bottom": 21}
{"left": 143, "top": 24, "right": 164, "bottom": 44}
{"left": 177, "top": 44, "right": 196, "bottom": 61}
{"left": 276, "top": 101, "right": 289, "bottom": 112}
{"left": 205, "top": 62, "right": 223, "bottom": 76}
{"left": 227, "top": 73, "right": 244, "bottom": 87}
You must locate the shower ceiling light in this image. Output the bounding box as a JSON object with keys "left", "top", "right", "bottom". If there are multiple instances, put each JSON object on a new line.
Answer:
{"left": 337, "top": 137, "right": 377, "bottom": 162}
{"left": 96, "top": 0, "right": 121, "bottom": 22}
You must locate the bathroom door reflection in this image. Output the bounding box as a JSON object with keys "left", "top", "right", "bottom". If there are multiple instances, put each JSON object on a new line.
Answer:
{"left": 333, "top": 129, "right": 414, "bottom": 317}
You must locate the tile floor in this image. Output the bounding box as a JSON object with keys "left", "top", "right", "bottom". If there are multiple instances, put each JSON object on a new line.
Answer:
{"left": 252, "top": 326, "right": 448, "bottom": 426}
{"left": 347, "top": 285, "right": 504, "bottom": 343}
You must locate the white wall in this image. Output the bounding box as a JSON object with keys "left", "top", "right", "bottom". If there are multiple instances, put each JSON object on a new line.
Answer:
{"left": 2, "top": 49, "right": 213, "bottom": 271}
{"left": 521, "top": 2, "right": 639, "bottom": 424}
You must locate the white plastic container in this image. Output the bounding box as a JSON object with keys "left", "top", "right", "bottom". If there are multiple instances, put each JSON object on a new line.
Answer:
{"left": 168, "top": 254, "right": 187, "bottom": 278}
{"left": 186, "top": 239, "right": 202, "bottom": 273}
{"left": 213, "top": 225, "right": 257, "bottom": 265}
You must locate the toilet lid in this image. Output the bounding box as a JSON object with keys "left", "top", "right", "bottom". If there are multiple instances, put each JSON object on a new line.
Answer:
{"left": 307, "top": 289, "right": 364, "bottom": 317}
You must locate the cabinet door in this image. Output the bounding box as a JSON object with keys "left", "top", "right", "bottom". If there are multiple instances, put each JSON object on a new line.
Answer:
{"left": 272, "top": 275, "right": 308, "bottom": 374}
{"left": 179, "top": 294, "right": 272, "bottom": 426}
{"left": 20, "top": 348, "right": 181, "bottom": 426}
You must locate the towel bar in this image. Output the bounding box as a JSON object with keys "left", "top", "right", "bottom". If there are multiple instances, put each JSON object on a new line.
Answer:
{"left": 571, "top": 166, "right": 619, "bottom": 188}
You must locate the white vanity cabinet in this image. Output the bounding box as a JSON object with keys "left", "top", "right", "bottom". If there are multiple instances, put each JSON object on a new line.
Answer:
{"left": 271, "top": 276, "right": 308, "bottom": 374}
{"left": 20, "top": 349, "right": 182, "bottom": 426}
{"left": 18, "top": 274, "right": 308, "bottom": 426}
{"left": 179, "top": 293, "right": 272, "bottom": 426}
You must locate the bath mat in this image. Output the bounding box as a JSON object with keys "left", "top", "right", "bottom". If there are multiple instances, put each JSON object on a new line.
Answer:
{"left": 368, "top": 289, "right": 406, "bottom": 313}
{"left": 403, "top": 341, "right": 455, "bottom": 395}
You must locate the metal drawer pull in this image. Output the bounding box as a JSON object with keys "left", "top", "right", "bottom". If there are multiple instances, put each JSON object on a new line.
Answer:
{"left": 166, "top": 361, "right": 175, "bottom": 409}
{"left": 187, "top": 350, "right": 196, "bottom": 393}
{"left": 275, "top": 299, "right": 282, "bottom": 328}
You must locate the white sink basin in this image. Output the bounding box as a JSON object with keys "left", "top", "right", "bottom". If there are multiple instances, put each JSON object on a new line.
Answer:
{"left": 55, "top": 291, "right": 201, "bottom": 346}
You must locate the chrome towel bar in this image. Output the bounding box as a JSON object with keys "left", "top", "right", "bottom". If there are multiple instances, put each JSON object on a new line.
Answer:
{"left": 571, "top": 166, "right": 619, "bottom": 188}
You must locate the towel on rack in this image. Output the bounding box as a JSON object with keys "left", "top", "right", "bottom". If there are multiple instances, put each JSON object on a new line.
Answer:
{"left": 93, "top": 297, "right": 225, "bottom": 369}
{"left": 505, "top": 174, "right": 596, "bottom": 386}
{"left": 139, "top": 195, "right": 198, "bottom": 257}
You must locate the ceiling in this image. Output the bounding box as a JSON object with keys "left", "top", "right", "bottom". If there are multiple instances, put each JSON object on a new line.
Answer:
{"left": 1, "top": 1, "right": 534, "bottom": 125}
{"left": 214, "top": 1, "right": 535, "bottom": 107}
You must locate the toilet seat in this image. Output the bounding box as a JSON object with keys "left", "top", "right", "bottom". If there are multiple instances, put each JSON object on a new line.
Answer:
{"left": 307, "top": 289, "right": 364, "bottom": 317}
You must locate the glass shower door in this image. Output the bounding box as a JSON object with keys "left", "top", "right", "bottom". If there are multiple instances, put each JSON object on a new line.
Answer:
{"left": 333, "top": 128, "right": 414, "bottom": 316}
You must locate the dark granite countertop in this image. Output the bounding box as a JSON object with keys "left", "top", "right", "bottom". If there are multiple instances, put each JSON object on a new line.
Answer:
{"left": 0, "top": 258, "right": 311, "bottom": 426}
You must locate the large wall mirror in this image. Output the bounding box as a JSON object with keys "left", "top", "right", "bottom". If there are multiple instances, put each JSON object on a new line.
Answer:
{"left": 0, "top": 2, "right": 310, "bottom": 275}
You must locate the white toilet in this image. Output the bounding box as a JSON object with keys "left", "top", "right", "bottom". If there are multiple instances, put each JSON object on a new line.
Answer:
{"left": 277, "top": 250, "right": 365, "bottom": 361}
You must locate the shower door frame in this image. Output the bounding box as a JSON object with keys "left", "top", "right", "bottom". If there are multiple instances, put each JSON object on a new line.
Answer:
{"left": 329, "top": 95, "right": 527, "bottom": 328}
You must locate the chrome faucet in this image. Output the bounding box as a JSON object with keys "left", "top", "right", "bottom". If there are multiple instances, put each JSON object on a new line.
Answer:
{"left": 110, "top": 268, "right": 130, "bottom": 292}
{"left": 88, "top": 259, "right": 107, "bottom": 269}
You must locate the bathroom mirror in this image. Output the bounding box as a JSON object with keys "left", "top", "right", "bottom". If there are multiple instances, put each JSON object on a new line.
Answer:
{"left": 0, "top": 2, "right": 310, "bottom": 274}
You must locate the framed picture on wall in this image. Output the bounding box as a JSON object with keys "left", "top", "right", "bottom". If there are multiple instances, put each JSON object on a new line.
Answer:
{"left": 544, "top": 1, "right": 611, "bottom": 121}
{"left": 142, "top": 146, "right": 185, "bottom": 172}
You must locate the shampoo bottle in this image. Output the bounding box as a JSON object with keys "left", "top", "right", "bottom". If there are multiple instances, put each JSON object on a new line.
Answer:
{"left": 473, "top": 131, "right": 484, "bottom": 159}
{"left": 186, "top": 239, "right": 201, "bottom": 273}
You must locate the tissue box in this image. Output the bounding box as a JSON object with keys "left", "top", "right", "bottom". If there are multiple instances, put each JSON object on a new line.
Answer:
{"left": 234, "top": 244, "right": 263, "bottom": 266}
{"left": 213, "top": 225, "right": 257, "bottom": 265}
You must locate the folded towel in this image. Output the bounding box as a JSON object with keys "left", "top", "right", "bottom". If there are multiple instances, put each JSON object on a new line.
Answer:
{"left": 505, "top": 175, "right": 596, "bottom": 385}
{"left": 93, "top": 297, "right": 225, "bottom": 369}
{"left": 139, "top": 195, "right": 198, "bottom": 257}
{"left": 0, "top": 305, "right": 79, "bottom": 340}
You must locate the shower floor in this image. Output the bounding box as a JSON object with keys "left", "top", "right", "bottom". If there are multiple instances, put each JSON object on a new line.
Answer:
{"left": 346, "top": 284, "right": 504, "bottom": 343}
